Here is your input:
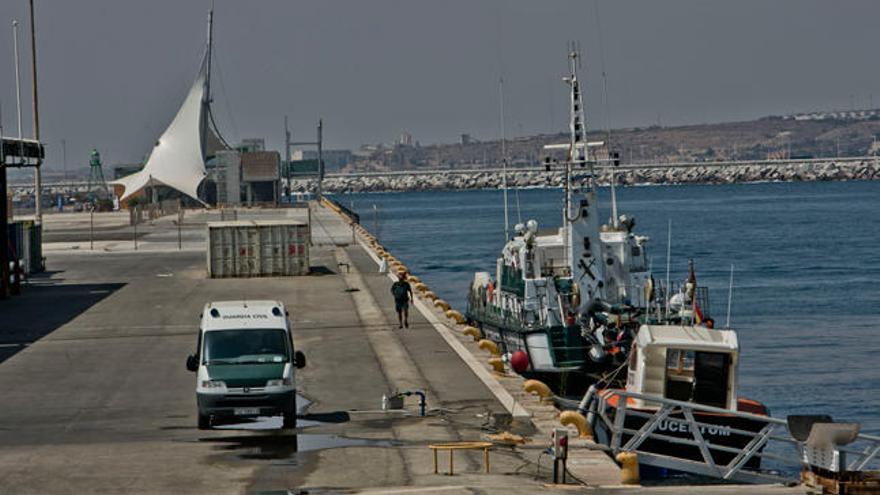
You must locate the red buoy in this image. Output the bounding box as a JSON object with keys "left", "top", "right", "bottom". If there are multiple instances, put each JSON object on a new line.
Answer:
{"left": 510, "top": 350, "right": 529, "bottom": 374}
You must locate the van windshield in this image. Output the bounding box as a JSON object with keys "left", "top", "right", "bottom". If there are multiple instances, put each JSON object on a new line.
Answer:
{"left": 203, "top": 329, "right": 290, "bottom": 365}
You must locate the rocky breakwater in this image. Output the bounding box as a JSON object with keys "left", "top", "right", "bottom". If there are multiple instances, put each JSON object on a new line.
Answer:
{"left": 291, "top": 159, "right": 880, "bottom": 193}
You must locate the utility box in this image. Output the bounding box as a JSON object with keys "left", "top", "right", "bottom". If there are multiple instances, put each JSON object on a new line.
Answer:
{"left": 6, "top": 220, "right": 42, "bottom": 275}
{"left": 206, "top": 220, "right": 309, "bottom": 278}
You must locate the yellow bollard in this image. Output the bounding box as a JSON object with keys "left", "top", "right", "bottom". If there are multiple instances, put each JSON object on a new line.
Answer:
{"left": 414, "top": 283, "right": 428, "bottom": 292}
{"left": 488, "top": 357, "right": 505, "bottom": 373}
{"left": 477, "top": 339, "right": 500, "bottom": 356}
{"left": 434, "top": 299, "right": 451, "bottom": 312}
{"left": 423, "top": 291, "right": 438, "bottom": 301}
{"left": 408, "top": 275, "right": 421, "bottom": 284}
{"left": 559, "top": 410, "right": 593, "bottom": 439}
{"left": 616, "top": 452, "right": 640, "bottom": 485}
{"left": 522, "top": 379, "right": 553, "bottom": 401}
{"left": 462, "top": 326, "right": 481, "bottom": 341}
{"left": 445, "top": 309, "right": 465, "bottom": 325}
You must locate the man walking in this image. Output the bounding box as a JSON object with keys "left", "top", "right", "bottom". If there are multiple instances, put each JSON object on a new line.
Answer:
{"left": 390, "top": 272, "right": 413, "bottom": 328}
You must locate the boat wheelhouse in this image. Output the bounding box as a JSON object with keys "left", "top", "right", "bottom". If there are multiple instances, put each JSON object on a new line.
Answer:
{"left": 589, "top": 324, "right": 769, "bottom": 470}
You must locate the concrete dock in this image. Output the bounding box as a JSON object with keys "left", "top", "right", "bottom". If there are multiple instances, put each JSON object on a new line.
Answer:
{"left": 0, "top": 204, "right": 806, "bottom": 494}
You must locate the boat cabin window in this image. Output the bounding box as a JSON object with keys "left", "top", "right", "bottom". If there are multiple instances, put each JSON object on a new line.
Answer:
{"left": 664, "top": 349, "right": 730, "bottom": 408}
{"left": 539, "top": 245, "right": 566, "bottom": 277}
{"left": 629, "top": 245, "right": 647, "bottom": 272}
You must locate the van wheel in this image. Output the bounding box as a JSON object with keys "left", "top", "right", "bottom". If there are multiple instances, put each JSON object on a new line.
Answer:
{"left": 282, "top": 394, "right": 297, "bottom": 429}
{"left": 198, "top": 412, "right": 211, "bottom": 430}
{"left": 282, "top": 410, "right": 296, "bottom": 429}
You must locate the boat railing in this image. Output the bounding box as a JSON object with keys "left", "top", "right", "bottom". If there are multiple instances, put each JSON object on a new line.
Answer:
{"left": 648, "top": 284, "right": 712, "bottom": 322}
{"left": 586, "top": 388, "right": 880, "bottom": 484}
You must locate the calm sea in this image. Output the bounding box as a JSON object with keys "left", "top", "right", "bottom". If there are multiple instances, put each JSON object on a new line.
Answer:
{"left": 335, "top": 181, "right": 880, "bottom": 434}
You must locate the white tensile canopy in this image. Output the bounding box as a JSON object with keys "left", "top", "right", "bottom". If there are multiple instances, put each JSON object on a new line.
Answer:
{"left": 111, "top": 59, "right": 224, "bottom": 203}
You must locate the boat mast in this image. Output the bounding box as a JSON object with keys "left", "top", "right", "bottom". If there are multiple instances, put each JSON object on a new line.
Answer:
{"left": 500, "top": 77, "right": 510, "bottom": 241}
{"left": 564, "top": 50, "right": 576, "bottom": 232}
{"left": 563, "top": 45, "right": 605, "bottom": 306}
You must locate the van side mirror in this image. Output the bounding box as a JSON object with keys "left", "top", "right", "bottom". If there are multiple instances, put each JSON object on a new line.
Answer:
{"left": 294, "top": 350, "right": 306, "bottom": 369}
{"left": 186, "top": 354, "right": 199, "bottom": 372}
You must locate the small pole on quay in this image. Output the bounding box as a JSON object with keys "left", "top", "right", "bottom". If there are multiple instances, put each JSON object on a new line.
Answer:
{"left": 177, "top": 199, "right": 182, "bottom": 250}
{"left": 89, "top": 206, "right": 94, "bottom": 251}
{"left": 133, "top": 206, "right": 138, "bottom": 251}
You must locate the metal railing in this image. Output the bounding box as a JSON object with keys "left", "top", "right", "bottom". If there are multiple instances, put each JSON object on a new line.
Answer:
{"left": 586, "top": 388, "right": 880, "bottom": 484}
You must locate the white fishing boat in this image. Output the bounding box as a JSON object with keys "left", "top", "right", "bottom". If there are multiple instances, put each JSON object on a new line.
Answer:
{"left": 466, "top": 49, "right": 654, "bottom": 397}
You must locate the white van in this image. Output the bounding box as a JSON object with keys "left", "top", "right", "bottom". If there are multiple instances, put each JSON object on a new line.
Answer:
{"left": 186, "top": 300, "right": 306, "bottom": 429}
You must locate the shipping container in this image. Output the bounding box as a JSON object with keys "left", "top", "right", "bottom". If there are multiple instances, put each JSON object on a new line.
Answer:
{"left": 206, "top": 220, "right": 309, "bottom": 278}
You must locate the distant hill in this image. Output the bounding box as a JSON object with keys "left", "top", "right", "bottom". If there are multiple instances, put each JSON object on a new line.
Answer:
{"left": 342, "top": 112, "right": 880, "bottom": 172}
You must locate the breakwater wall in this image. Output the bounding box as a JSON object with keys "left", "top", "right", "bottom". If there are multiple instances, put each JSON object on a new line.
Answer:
{"left": 293, "top": 159, "right": 880, "bottom": 193}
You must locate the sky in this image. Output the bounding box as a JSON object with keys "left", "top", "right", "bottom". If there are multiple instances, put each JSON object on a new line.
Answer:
{"left": 1, "top": 0, "right": 880, "bottom": 171}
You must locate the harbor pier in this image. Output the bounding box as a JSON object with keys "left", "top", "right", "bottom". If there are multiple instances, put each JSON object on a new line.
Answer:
{"left": 0, "top": 203, "right": 807, "bottom": 494}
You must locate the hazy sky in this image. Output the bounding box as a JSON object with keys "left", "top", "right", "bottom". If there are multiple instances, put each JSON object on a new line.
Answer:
{"left": 2, "top": 0, "right": 879, "bottom": 170}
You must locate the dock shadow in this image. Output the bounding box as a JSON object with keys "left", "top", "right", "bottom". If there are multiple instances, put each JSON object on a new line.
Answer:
{"left": 0, "top": 281, "right": 125, "bottom": 364}
{"left": 308, "top": 266, "right": 336, "bottom": 276}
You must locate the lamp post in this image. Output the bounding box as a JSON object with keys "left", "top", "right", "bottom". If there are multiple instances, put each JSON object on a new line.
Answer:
{"left": 28, "top": 0, "right": 42, "bottom": 225}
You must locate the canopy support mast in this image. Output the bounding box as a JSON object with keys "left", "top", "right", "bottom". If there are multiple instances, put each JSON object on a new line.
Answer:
{"left": 200, "top": 9, "right": 214, "bottom": 162}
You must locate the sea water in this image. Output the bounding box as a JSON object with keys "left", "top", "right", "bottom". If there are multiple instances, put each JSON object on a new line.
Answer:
{"left": 336, "top": 180, "right": 880, "bottom": 434}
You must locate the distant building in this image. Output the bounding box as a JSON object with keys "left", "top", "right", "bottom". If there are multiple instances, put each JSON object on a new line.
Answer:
{"left": 461, "top": 133, "right": 473, "bottom": 145}
{"left": 352, "top": 144, "right": 381, "bottom": 159}
{"left": 238, "top": 138, "right": 265, "bottom": 153}
{"left": 398, "top": 131, "right": 413, "bottom": 147}
{"left": 112, "top": 164, "right": 143, "bottom": 180}
{"left": 212, "top": 151, "right": 241, "bottom": 206}
{"left": 787, "top": 109, "right": 880, "bottom": 122}
{"left": 241, "top": 151, "right": 280, "bottom": 204}
{"left": 291, "top": 149, "right": 352, "bottom": 171}
{"left": 209, "top": 150, "right": 281, "bottom": 205}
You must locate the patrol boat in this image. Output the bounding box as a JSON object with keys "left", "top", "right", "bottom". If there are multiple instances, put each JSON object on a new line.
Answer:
{"left": 585, "top": 322, "right": 770, "bottom": 471}
{"left": 465, "top": 50, "right": 652, "bottom": 397}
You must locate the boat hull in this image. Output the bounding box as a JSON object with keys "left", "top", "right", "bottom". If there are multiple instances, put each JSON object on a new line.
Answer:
{"left": 591, "top": 400, "right": 769, "bottom": 475}
{"left": 470, "top": 315, "right": 618, "bottom": 398}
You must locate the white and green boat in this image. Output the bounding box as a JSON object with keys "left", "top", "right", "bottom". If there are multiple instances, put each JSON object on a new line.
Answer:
{"left": 466, "top": 50, "right": 654, "bottom": 397}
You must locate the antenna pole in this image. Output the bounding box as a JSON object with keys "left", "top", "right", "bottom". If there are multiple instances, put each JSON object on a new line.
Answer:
{"left": 284, "top": 115, "right": 290, "bottom": 202}
{"left": 725, "top": 264, "right": 734, "bottom": 328}
{"left": 665, "top": 219, "right": 672, "bottom": 318}
{"left": 609, "top": 161, "right": 618, "bottom": 227}
{"left": 317, "top": 119, "right": 323, "bottom": 201}
{"left": 500, "top": 77, "right": 509, "bottom": 241}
